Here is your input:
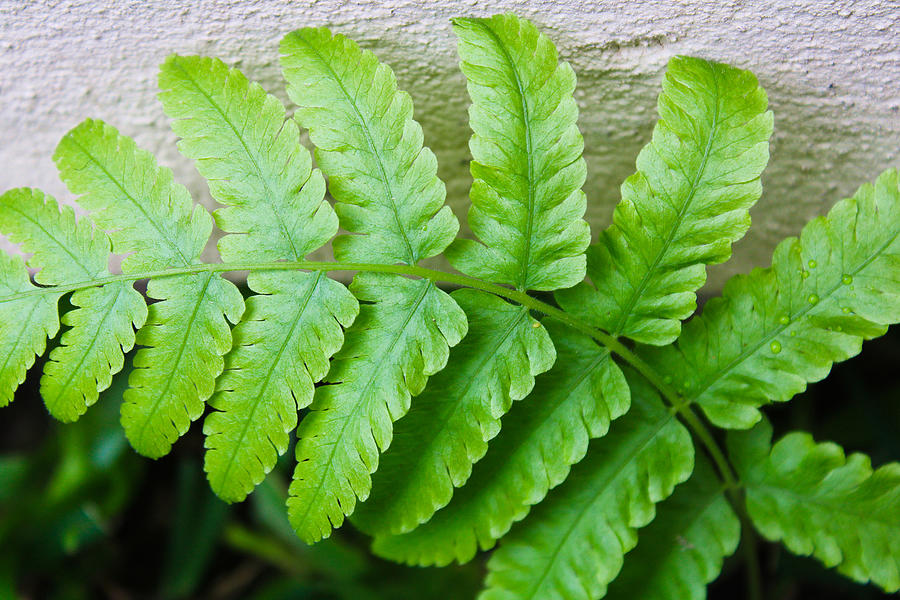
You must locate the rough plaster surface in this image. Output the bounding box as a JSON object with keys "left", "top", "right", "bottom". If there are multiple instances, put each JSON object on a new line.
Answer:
{"left": 1, "top": 0, "right": 899, "bottom": 289}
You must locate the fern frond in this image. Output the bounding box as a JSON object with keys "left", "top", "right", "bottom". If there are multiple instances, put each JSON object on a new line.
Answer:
{"left": 445, "top": 14, "right": 590, "bottom": 291}
{"left": 280, "top": 27, "right": 458, "bottom": 265}
{"left": 729, "top": 419, "right": 900, "bottom": 592}
{"left": 480, "top": 373, "right": 693, "bottom": 600}
{"left": 353, "top": 290, "right": 558, "bottom": 539}
{"left": 0, "top": 252, "right": 59, "bottom": 407}
{"left": 370, "top": 320, "right": 627, "bottom": 564}
{"left": 605, "top": 456, "right": 740, "bottom": 600}
{"left": 556, "top": 56, "right": 772, "bottom": 345}
{"left": 204, "top": 271, "right": 358, "bottom": 502}
{"left": 158, "top": 56, "right": 358, "bottom": 501}
{"left": 0, "top": 188, "right": 146, "bottom": 421}
{"left": 55, "top": 120, "right": 244, "bottom": 457}
{"left": 158, "top": 54, "right": 337, "bottom": 263}
{"left": 645, "top": 169, "right": 900, "bottom": 428}
{"left": 287, "top": 273, "right": 467, "bottom": 543}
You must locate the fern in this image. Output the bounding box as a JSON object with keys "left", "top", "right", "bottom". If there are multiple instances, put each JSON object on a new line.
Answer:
{"left": 729, "top": 419, "right": 900, "bottom": 592}
{"left": 2, "top": 11, "right": 899, "bottom": 599}
{"left": 352, "top": 289, "right": 556, "bottom": 538}
{"left": 644, "top": 169, "right": 900, "bottom": 429}
{"left": 157, "top": 54, "right": 356, "bottom": 502}
{"left": 444, "top": 14, "right": 591, "bottom": 291}
{"left": 480, "top": 372, "right": 694, "bottom": 600}
{"left": 556, "top": 56, "right": 772, "bottom": 345}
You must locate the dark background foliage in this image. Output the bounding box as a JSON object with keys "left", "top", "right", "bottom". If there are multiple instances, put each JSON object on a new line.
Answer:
{"left": 2, "top": 290, "right": 898, "bottom": 600}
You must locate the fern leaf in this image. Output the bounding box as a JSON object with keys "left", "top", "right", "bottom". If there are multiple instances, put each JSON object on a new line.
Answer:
{"left": 480, "top": 373, "right": 693, "bottom": 600}
{"left": 0, "top": 188, "right": 146, "bottom": 421}
{"left": 0, "top": 188, "right": 108, "bottom": 283}
{"left": 729, "top": 419, "right": 900, "bottom": 592}
{"left": 122, "top": 272, "right": 243, "bottom": 457}
{"left": 605, "top": 456, "right": 740, "bottom": 600}
{"left": 353, "top": 290, "right": 558, "bottom": 539}
{"left": 556, "top": 56, "right": 772, "bottom": 345}
{"left": 280, "top": 27, "right": 458, "bottom": 265}
{"left": 445, "top": 14, "right": 590, "bottom": 291}
{"left": 204, "top": 271, "right": 358, "bottom": 502}
{"left": 0, "top": 253, "right": 59, "bottom": 407}
{"left": 55, "top": 120, "right": 244, "bottom": 456}
{"left": 645, "top": 169, "right": 900, "bottom": 428}
{"left": 369, "top": 320, "right": 627, "bottom": 563}
{"left": 287, "top": 273, "right": 467, "bottom": 543}
{"left": 41, "top": 283, "right": 147, "bottom": 422}
{"left": 158, "top": 56, "right": 358, "bottom": 500}
{"left": 54, "top": 119, "right": 211, "bottom": 273}
{"left": 158, "top": 54, "right": 336, "bottom": 263}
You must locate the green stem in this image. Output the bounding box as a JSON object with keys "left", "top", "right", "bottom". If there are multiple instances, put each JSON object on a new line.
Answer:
{"left": 677, "top": 404, "right": 761, "bottom": 599}
{"left": 740, "top": 509, "right": 764, "bottom": 600}
{"left": 676, "top": 405, "right": 739, "bottom": 490}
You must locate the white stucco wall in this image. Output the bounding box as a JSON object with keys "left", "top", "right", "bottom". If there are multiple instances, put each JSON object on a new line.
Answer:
{"left": 1, "top": 0, "right": 899, "bottom": 289}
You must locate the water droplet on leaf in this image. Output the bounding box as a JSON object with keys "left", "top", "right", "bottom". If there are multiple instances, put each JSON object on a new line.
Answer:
{"left": 770, "top": 341, "right": 782, "bottom": 354}
{"left": 842, "top": 275, "right": 853, "bottom": 285}
{"left": 808, "top": 294, "right": 819, "bottom": 305}
{"left": 779, "top": 315, "right": 790, "bottom": 325}
{"left": 808, "top": 259, "right": 817, "bottom": 268}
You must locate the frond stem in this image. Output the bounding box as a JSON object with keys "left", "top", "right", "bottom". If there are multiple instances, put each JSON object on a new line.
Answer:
{"left": 0, "top": 259, "right": 682, "bottom": 401}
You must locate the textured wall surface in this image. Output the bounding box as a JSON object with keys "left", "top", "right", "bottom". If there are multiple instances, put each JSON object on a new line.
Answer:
{"left": 1, "top": 0, "right": 899, "bottom": 289}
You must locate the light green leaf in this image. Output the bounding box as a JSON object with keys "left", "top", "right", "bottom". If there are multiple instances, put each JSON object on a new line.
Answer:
{"left": 0, "top": 188, "right": 108, "bottom": 283}
{"left": 287, "top": 273, "right": 467, "bottom": 543}
{"left": 54, "top": 119, "right": 211, "bottom": 272}
{"left": 354, "top": 290, "right": 557, "bottom": 539}
{"left": 0, "top": 188, "right": 146, "bottom": 421}
{"left": 204, "top": 271, "right": 358, "bottom": 503}
{"left": 41, "top": 282, "right": 147, "bottom": 422}
{"left": 480, "top": 373, "right": 693, "bottom": 600}
{"left": 280, "top": 27, "right": 458, "bottom": 265}
{"left": 645, "top": 169, "right": 900, "bottom": 428}
{"left": 121, "top": 272, "right": 244, "bottom": 458}
{"left": 556, "top": 56, "right": 772, "bottom": 344}
{"left": 729, "top": 419, "right": 900, "bottom": 592}
{"left": 0, "top": 252, "right": 59, "bottom": 407}
{"left": 605, "top": 455, "right": 740, "bottom": 600}
{"left": 445, "top": 14, "right": 590, "bottom": 291}
{"left": 158, "top": 54, "right": 337, "bottom": 263}
{"left": 370, "top": 320, "right": 627, "bottom": 564}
